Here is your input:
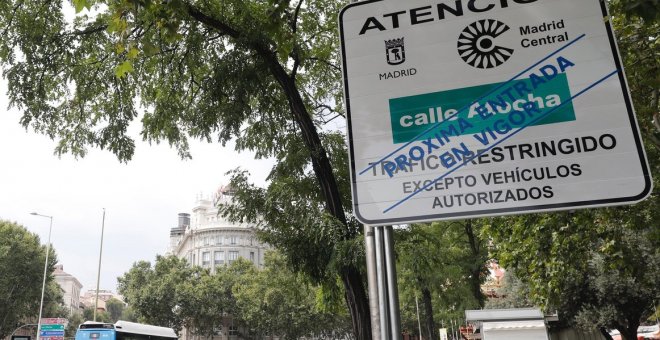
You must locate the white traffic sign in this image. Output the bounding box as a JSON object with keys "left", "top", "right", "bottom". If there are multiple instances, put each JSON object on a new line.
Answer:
{"left": 340, "top": 0, "right": 651, "bottom": 225}
{"left": 40, "top": 318, "right": 67, "bottom": 325}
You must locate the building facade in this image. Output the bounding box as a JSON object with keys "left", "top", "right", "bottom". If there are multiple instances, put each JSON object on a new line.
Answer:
{"left": 169, "top": 187, "right": 269, "bottom": 271}
{"left": 79, "top": 289, "right": 123, "bottom": 311}
{"left": 168, "top": 187, "right": 270, "bottom": 340}
{"left": 53, "top": 264, "right": 83, "bottom": 313}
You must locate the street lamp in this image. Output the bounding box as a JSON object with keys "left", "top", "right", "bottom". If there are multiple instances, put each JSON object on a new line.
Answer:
{"left": 30, "top": 212, "right": 53, "bottom": 340}
{"left": 94, "top": 208, "right": 106, "bottom": 321}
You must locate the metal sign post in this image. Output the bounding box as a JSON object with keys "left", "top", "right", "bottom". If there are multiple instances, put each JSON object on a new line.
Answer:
{"left": 364, "top": 225, "right": 382, "bottom": 339}
{"left": 365, "top": 225, "right": 402, "bottom": 340}
{"left": 382, "top": 226, "right": 401, "bottom": 338}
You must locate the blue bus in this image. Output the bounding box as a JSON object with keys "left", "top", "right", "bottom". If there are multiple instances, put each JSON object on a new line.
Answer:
{"left": 75, "top": 321, "right": 177, "bottom": 340}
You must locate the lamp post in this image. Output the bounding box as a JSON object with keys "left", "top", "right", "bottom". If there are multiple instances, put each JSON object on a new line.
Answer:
{"left": 94, "top": 208, "right": 106, "bottom": 321}
{"left": 30, "top": 212, "right": 53, "bottom": 340}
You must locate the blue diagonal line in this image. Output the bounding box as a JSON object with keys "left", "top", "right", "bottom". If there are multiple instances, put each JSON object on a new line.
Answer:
{"left": 382, "top": 69, "right": 620, "bottom": 214}
{"left": 359, "top": 33, "right": 587, "bottom": 176}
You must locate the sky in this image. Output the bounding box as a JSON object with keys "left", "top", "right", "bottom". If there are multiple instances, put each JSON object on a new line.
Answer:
{"left": 0, "top": 77, "right": 273, "bottom": 294}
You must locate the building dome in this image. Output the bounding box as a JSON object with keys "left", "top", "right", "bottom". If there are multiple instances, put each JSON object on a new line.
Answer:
{"left": 168, "top": 190, "right": 269, "bottom": 271}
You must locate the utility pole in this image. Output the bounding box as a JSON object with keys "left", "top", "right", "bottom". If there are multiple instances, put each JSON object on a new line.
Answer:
{"left": 94, "top": 208, "right": 106, "bottom": 321}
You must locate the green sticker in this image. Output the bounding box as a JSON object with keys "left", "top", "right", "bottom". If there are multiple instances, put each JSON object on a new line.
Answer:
{"left": 389, "top": 73, "right": 575, "bottom": 144}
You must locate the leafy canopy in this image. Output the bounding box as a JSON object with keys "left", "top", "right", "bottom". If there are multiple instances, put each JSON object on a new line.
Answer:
{"left": 0, "top": 0, "right": 368, "bottom": 336}
{"left": 117, "top": 253, "right": 351, "bottom": 339}
{"left": 0, "top": 220, "right": 62, "bottom": 339}
{"left": 0, "top": 0, "right": 343, "bottom": 162}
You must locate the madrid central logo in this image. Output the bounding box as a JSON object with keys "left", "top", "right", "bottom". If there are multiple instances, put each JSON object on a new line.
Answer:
{"left": 457, "top": 19, "right": 513, "bottom": 69}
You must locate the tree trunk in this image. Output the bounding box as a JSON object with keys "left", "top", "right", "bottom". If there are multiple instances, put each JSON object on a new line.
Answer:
{"left": 340, "top": 266, "right": 373, "bottom": 340}
{"left": 422, "top": 287, "right": 437, "bottom": 340}
{"left": 186, "top": 7, "right": 372, "bottom": 338}
{"left": 464, "top": 220, "right": 485, "bottom": 307}
{"left": 617, "top": 320, "right": 639, "bottom": 340}
{"left": 263, "top": 44, "right": 350, "bottom": 235}
{"left": 264, "top": 48, "right": 371, "bottom": 340}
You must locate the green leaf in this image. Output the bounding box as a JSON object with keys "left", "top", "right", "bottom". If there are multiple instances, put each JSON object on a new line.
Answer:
{"left": 72, "top": 0, "right": 87, "bottom": 13}
{"left": 114, "top": 61, "right": 133, "bottom": 78}
{"left": 115, "top": 43, "right": 125, "bottom": 54}
{"left": 127, "top": 47, "right": 139, "bottom": 59}
{"left": 142, "top": 41, "right": 159, "bottom": 56}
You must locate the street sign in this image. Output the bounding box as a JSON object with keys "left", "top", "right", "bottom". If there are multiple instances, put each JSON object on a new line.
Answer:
{"left": 40, "top": 325, "right": 64, "bottom": 331}
{"left": 340, "top": 0, "right": 651, "bottom": 225}
{"left": 39, "top": 331, "right": 65, "bottom": 337}
{"left": 39, "top": 318, "right": 66, "bottom": 340}
{"left": 41, "top": 334, "right": 64, "bottom": 340}
{"left": 40, "top": 318, "right": 66, "bottom": 325}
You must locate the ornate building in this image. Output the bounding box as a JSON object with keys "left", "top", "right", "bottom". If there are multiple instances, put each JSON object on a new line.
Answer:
{"left": 168, "top": 186, "right": 269, "bottom": 271}
{"left": 168, "top": 186, "right": 270, "bottom": 339}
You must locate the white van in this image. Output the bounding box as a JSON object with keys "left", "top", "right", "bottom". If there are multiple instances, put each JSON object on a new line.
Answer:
{"left": 465, "top": 308, "right": 550, "bottom": 340}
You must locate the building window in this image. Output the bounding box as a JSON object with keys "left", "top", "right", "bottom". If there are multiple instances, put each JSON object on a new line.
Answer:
{"left": 215, "top": 235, "right": 223, "bottom": 245}
{"left": 229, "top": 325, "right": 238, "bottom": 336}
{"left": 229, "top": 236, "right": 237, "bottom": 245}
{"left": 192, "top": 253, "right": 196, "bottom": 265}
{"left": 202, "top": 252, "right": 210, "bottom": 267}
{"left": 228, "top": 251, "right": 239, "bottom": 264}
{"left": 203, "top": 237, "right": 210, "bottom": 246}
{"left": 214, "top": 251, "right": 225, "bottom": 266}
{"left": 250, "top": 252, "right": 255, "bottom": 263}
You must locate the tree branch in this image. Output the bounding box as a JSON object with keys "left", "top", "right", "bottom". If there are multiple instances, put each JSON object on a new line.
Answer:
{"left": 307, "top": 57, "right": 340, "bottom": 72}
{"left": 1, "top": 1, "right": 24, "bottom": 38}
{"left": 185, "top": 3, "right": 240, "bottom": 40}
{"left": 290, "top": 48, "right": 301, "bottom": 79}
{"left": 290, "top": 0, "right": 304, "bottom": 34}
{"left": 70, "top": 24, "right": 108, "bottom": 36}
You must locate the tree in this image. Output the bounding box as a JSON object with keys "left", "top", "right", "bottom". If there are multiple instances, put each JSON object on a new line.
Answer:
{"left": 0, "top": 0, "right": 368, "bottom": 336}
{"left": 82, "top": 307, "right": 111, "bottom": 323}
{"left": 614, "top": 0, "right": 660, "bottom": 23}
{"left": 396, "top": 224, "right": 444, "bottom": 340}
{"left": 118, "top": 255, "right": 254, "bottom": 336}
{"left": 105, "top": 298, "right": 125, "bottom": 323}
{"left": 456, "top": 220, "right": 489, "bottom": 309}
{"left": 608, "top": 0, "right": 660, "bottom": 152}
{"left": 486, "top": 203, "right": 660, "bottom": 340}
{"left": 120, "top": 306, "right": 138, "bottom": 323}
{"left": 232, "top": 252, "right": 352, "bottom": 339}
{"left": 0, "top": 220, "right": 62, "bottom": 339}
{"left": 483, "top": 2, "right": 660, "bottom": 339}
{"left": 119, "top": 252, "right": 352, "bottom": 339}
{"left": 117, "top": 256, "right": 202, "bottom": 333}
{"left": 396, "top": 222, "right": 488, "bottom": 340}
{"left": 177, "top": 260, "right": 246, "bottom": 338}
{"left": 484, "top": 271, "right": 534, "bottom": 310}
{"left": 613, "top": 0, "right": 660, "bottom": 130}
{"left": 66, "top": 312, "right": 85, "bottom": 338}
